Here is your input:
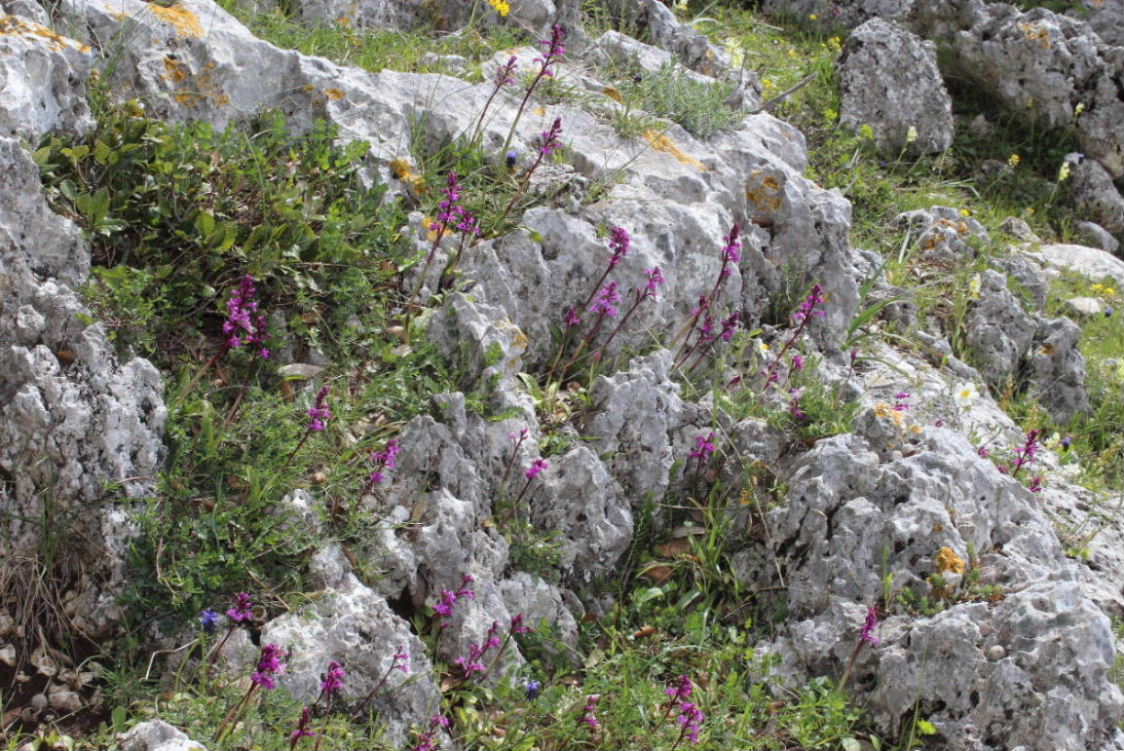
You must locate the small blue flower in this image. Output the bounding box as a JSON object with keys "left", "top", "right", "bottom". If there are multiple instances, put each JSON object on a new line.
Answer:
{"left": 506, "top": 150, "right": 519, "bottom": 169}
{"left": 200, "top": 608, "right": 219, "bottom": 635}
{"left": 1106, "top": 307, "right": 1114, "bottom": 318}
{"left": 525, "top": 679, "right": 542, "bottom": 700}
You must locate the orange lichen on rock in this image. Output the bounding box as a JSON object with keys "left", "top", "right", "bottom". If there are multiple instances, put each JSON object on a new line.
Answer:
{"left": 0, "top": 14, "right": 90, "bottom": 52}
{"left": 642, "top": 131, "right": 708, "bottom": 171}
{"left": 324, "top": 88, "right": 345, "bottom": 100}
{"left": 746, "top": 170, "right": 784, "bottom": 212}
{"left": 148, "top": 3, "right": 204, "bottom": 38}
{"left": 934, "top": 546, "right": 967, "bottom": 576}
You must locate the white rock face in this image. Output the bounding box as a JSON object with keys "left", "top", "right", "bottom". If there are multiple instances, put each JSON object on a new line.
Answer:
{"left": 749, "top": 427, "right": 1124, "bottom": 751}
{"left": 1030, "top": 243, "right": 1124, "bottom": 288}
{"left": 909, "top": 0, "right": 1124, "bottom": 178}
{"left": 0, "top": 137, "right": 165, "bottom": 640}
{"left": 0, "top": 11, "right": 93, "bottom": 139}
{"left": 838, "top": 18, "right": 953, "bottom": 156}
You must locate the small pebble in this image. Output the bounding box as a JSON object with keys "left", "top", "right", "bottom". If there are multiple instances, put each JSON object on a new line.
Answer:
{"left": 987, "top": 644, "right": 1006, "bottom": 661}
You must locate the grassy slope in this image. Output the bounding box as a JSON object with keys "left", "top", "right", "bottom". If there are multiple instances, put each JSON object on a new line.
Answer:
{"left": 11, "top": 1, "right": 1123, "bottom": 749}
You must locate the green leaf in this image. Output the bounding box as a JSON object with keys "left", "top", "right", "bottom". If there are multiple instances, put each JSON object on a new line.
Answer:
{"left": 841, "top": 738, "right": 862, "bottom": 751}
{"left": 917, "top": 719, "right": 937, "bottom": 736}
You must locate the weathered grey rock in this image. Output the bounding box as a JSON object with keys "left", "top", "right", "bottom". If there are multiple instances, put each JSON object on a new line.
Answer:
{"left": 1029, "top": 243, "right": 1124, "bottom": 288}
{"left": 1074, "top": 220, "right": 1120, "bottom": 254}
{"left": 762, "top": 0, "right": 913, "bottom": 29}
{"left": 991, "top": 254, "right": 1049, "bottom": 312}
{"left": 1065, "top": 296, "right": 1105, "bottom": 316}
{"left": 1028, "top": 316, "right": 1088, "bottom": 422}
{"left": 964, "top": 269, "right": 1037, "bottom": 384}
{"left": 746, "top": 428, "right": 1124, "bottom": 751}
{"left": 0, "top": 12, "right": 93, "bottom": 140}
{"left": 1068, "top": 0, "right": 1124, "bottom": 47}
{"left": 118, "top": 720, "right": 207, "bottom": 751}
{"left": 895, "top": 205, "right": 988, "bottom": 263}
{"left": 531, "top": 445, "right": 632, "bottom": 580}
{"left": 999, "top": 216, "right": 1039, "bottom": 243}
{"left": 598, "top": 0, "right": 729, "bottom": 76}
{"left": 262, "top": 545, "right": 440, "bottom": 747}
{"left": 837, "top": 18, "right": 953, "bottom": 156}
{"left": 1065, "top": 152, "right": 1124, "bottom": 236}
{"left": 499, "top": 571, "right": 580, "bottom": 651}
{"left": 585, "top": 349, "right": 683, "bottom": 514}
{"left": 908, "top": 2, "right": 1124, "bottom": 178}
{"left": 0, "top": 138, "right": 165, "bottom": 645}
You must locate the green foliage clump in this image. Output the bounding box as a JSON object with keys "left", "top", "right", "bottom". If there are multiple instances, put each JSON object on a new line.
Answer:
{"left": 36, "top": 104, "right": 406, "bottom": 365}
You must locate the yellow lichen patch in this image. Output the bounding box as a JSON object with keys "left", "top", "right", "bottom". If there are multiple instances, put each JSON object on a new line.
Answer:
{"left": 324, "top": 88, "right": 345, "bottom": 100}
{"left": 163, "top": 56, "right": 189, "bottom": 83}
{"left": 746, "top": 170, "right": 783, "bottom": 212}
{"left": 1017, "top": 20, "right": 1052, "bottom": 50}
{"left": 601, "top": 86, "right": 623, "bottom": 103}
{"left": 873, "top": 401, "right": 906, "bottom": 427}
{"left": 0, "top": 14, "right": 88, "bottom": 52}
{"left": 148, "top": 3, "right": 204, "bottom": 38}
{"left": 642, "top": 131, "right": 708, "bottom": 171}
{"left": 934, "top": 547, "right": 966, "bottom": 576}
{"left": 533, "top": 106, "right": 546, "bottom": 117}
{"left": 389, "top": 157, "right": 415, "bottom": 180}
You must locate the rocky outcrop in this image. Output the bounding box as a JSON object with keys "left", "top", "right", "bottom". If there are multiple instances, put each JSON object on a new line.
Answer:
{"left": 909, "top": 1, "right": 1124, "bottom": 179}
{"left": 0, "top": 136, "right": 165, "bottom": 646}
{"left": 751, "top": 426, "right": 1124, "bottom": 751}
{"left": 838, "top": 18, "right": 953, "bottom": 156}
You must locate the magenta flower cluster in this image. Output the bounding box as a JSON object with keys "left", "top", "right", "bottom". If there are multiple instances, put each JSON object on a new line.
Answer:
{"left": 414, "top": 714, "right": 451, "bottom": 751}
{"left": 524, "top": 457, "right": 549, "bottom": 480}
{"left": 539, "top": 117, "right": 563, "bottom": 157}
{"left": 434, "top": 574, "right": 476, "bottom": 621}
{"left": 666, "top": 675, "right": 703, "bottom": 744}
{"left": 675, "top": 224, "right": 742, "bottom": 371}
{"left": 307, "top": 385, "right": 331, "bottom": 432}
{"left": 226, "top": 592, "right": 253, "bottom": 623}
{"left": 689, "top": 432, "right": 716, "bottom": 461}
{"left": 860, "top": 606, "right": 880, "bottom": 646}
{"left": 223, "top": 274, "right": 269, "bottom": 358}
{"left": 320, "top": 660, "right": 346, "bottom": 698}
{"left": 433, "top": 171, "right": 479, "bottom": 238}
{"left": 251, "top": 643, "right": 287, "bottom": 690}
{"left": 368, "top": 439, "right": 400, "bottom": 486}
{"left": 581, "top": 694, "right": 600, "bottom": 730}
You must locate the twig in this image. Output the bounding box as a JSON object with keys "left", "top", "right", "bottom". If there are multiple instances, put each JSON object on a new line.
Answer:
{"left": 749, "top": 74, "right": 816, "bottom": 115}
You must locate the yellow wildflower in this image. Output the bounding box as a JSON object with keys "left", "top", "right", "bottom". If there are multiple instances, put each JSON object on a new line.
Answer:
{"left": 487, "top": 0, "right": 509, "bottom": 16}
{"left": 1058, "top": 161, "right": 1072, "bottom": 182}
{"left": 1008, "top": 153, "right": 1020, "bottom": 168}
{"left": 808, "top": 13, "right": 818, "bottom": 20}
{"left": 905, "top": 125, "right": 918, "bottom": 144}
{"left": 725, "top": 38, "right": 745, "bottom": 68}
{"left": 1075, "top": 102, "right": 1085, "bottom": 117}
{"left": 968, "top": 273, "right": 982, "bottom": 300}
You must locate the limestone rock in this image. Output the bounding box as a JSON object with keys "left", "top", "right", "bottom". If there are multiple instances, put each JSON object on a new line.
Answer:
{"left": 964, "top": 269, "right": 1037, "bottom": 384}
{"left": 262, "top": 545, "right": 440, "bottom": 747}
{"left": 908, "top": 1, "right": 1124, "bottom": 178}
{"left": 895, "top": 205, "right": 988, "bottom": 263}
{"left": 118, "top": 720, "right": 207, "bottom": 751}
{"left": 0, "top": 12, "right": 93, "bottom": 139}
{"left": 1027, "top": 316, "right": 1088, "bottom": 422}
{"left": 748, "top": 429, "right": 1124, "bottom": 750}
{"left": 762, "top": 0, "right": 913, "bottom": 30}
{"left": 1065, "top": 296, "right": 1105, "bottom": 317}
{"left": 1029, "top": 243, "right": 1124, "bottom": 288}
{"left": 0, "top": 138, "right": 165, "bottom": 644}
{"left": 838, "top": 18, "right": 953, "bottom": 156}
{"left": 1065, "top": 152, "right": 1124, "bottom": 237}
{"left": 1073, "top": 220, "right": 1120, "bottom": 254}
